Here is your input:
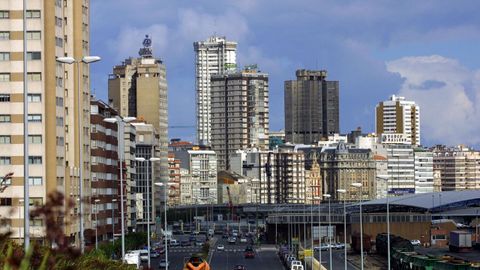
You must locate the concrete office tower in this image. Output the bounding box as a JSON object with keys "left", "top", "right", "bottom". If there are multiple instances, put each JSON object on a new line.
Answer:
{"left": 194, "top": 36, "right": 237, "bottom": 146}
{"left": 0, "top": 1, "right": 91, "bottom": 243}
{"left": 432, "top": 145, "right": 480, "bottom": 191}
{"left": 108, "top": 36, "right": 169, "bottom": 217}
{"left": 210, "top": 66, "right": 269, "bottom": 170}
{"left": 285, "top": 69, "right": 340, "bottom": 144}
{"left": 376, "top": 95, "right": 421, "bottom": 146}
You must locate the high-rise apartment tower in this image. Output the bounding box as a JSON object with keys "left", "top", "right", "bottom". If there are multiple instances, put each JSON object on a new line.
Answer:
{"left": 284, "top": 69, "right": 340, "bottom": 144}
{"left": 194, "top": 36, "right": 237, "bottom": 146}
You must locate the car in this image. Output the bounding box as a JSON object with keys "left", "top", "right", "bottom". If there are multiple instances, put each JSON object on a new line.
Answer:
{"left": 195, "top": 241, "right": 204, "bottom": 247}
{"left": 222, "top": 233, "right": 229, "bottom": 239}
{"left": 240, "top": 238, "right": 247, "bottom": 243}
{"left": 181, "top": 240, "right": 190, "bottom": 247}
{"left": 169, "top": 239, "right": 179, "bottom": 246}
{"left": 334, "top": 243, "right": 345, "bottom": 249}
{"left": 233, "top": 265, "right": 247, "bottom": 270}
{"left": 244, "top": 247, "right": 255, "bottom": 259}
{"left": 228, "top": 237, "right": 236, "bottom": 244}
{"left": 150, "top": 250, "right": 160, "bottom": 258}
{"left": 411, "top": 239, "right": 421, "bottom": 246}
{"left": 138, "top": 250, "right": 149, "bottom": 262}
{"left": 217, "top": 244, "right": 225, "bottom": 251}
{"left": 189, "top": 235, "right": 196, "bottom": 242}
{"left": 158, "top": 259, "right": 169, "bottom": 269}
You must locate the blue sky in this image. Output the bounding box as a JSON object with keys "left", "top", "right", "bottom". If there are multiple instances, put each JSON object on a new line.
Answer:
{"left": 90, "top": 0, "right": 480, "bottom": 147}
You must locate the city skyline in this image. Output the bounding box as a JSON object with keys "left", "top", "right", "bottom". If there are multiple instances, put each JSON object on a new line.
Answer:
{"left": 90, "top": 0, "right": 480, "bottom": 147}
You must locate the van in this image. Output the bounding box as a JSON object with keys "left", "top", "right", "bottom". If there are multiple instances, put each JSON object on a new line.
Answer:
{"left": 124, "top": 251, "right": 140, "bottom": 269}
{"left": 170, "top": 239, "right": 179, "bottom": 246}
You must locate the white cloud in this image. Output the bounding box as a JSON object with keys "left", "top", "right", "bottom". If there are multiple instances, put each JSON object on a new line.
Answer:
{"left": 386, "top": 55, "right": 480, "bottom": 146}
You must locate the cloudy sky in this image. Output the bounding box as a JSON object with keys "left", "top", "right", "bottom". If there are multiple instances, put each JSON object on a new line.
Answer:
{"left": 90, "top": 0, "right": 480, "bottom": 147}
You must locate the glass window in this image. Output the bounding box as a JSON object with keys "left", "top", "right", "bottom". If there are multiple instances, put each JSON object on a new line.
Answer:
{"left": 0, "top": 73, "right": 10, "bottom": 82}
{"left": 27, "top": 52, "right": 41, "bottom": 60}
{"left": 28, "top": 156, "right": 42, "bottom": 164}
{"left": 56, "top": 117, "right": 63, "bottom": 126}
{"left": 0, "top": 32, "right": 10, "bottom": 40}
{"left": 26, "top": 10, "right": 41, "bottom": 19}
{"left": 28, "top": 177, "right": 43, "bottom": 186}
{"left": 27, "top": 73, "right": 41, "bottom": 81}
{"left": 28, "top": 135, "right": 42, "bottom": 144}
{"left": 28, "top": 114, "right": 42, "bottom": 122}
{"left": 0, "top": 94, "right": 10, "bottom": 102}
{"left": 0, "top": 198, "right": 12, "bottom": 206}
{"left": 0, "top": 52, "right": 10, "bottom": 61}
{"left": 56, "top": 97, "right": 63, "bottom": 106}
{"left": 27, "top": 94, "right": 41, "bottom": 102}
{"left": 0, "top": 115, "right": 11, "bottom": 123}
{"left": 26, "top": 31, "right": 41, "bottom": 40}
{"left": 0, "top": 156, "right": 11, "bottom": 165}
{"left": 31, "top": 219, "right": 43, "bottom": 226}
{"left": 0, "top": 11, "right": 9, "bottom": 19}
{"left": 0, "top": 135, "right": 11, "bottom": 144}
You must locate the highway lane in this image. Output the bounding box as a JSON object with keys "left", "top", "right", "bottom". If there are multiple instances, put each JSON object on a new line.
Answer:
{"left": 209, "top": 237, "right": 283, "bottom": 270}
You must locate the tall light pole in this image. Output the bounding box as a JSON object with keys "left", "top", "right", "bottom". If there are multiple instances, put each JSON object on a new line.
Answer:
{"left": 313, "top": 196, "right": 322, "bottom": 266}
{"left": 57, "top": 55, "right": 101, "bottom": 253}
{"left": 337, "top": 189, "right": 347, "bottom": 270}
{"left": 351, "top": 182, "right": 364, "bottom": 270}
{"left": 111, "top": 199, "right": 117, "bottom": 242}
{"left": 104, "top": 116, "right": 136, "bottom": 260}
{"left": 323, "top": 194, "right": 332, "bottom": 270}
{"left": 377, "top": 175, "right": 390, "bottom": 270}
{"left": 135, "top": 157, "right": 160, "bottom": 269}
{"left": 155, "top": 182, "right": 172, "bottom": 270}
{"left": 18, "top": 199, "right": 24, "bottom": 240}
{"left": 94, "top": 199, "right": 100, "bottom": 249}
{"left": 22, "top": 0, "right": 29, "bottom": 252}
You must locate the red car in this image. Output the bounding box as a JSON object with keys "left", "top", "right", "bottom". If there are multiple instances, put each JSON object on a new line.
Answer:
{"left": 244, "top": 248, "right": 255, "bottom": 259}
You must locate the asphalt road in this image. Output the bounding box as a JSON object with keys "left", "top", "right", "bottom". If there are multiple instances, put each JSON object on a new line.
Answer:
{"left": 209, "top": 237, "right": 283, "bottom": 270}
{"left": 313, "top": 249, "right": 358, "bottom": 270}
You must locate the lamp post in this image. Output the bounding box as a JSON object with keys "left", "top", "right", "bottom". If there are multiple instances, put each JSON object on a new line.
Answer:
{"left": 18, "top": 199, "right": 24, "bottom": 240}
{"left": 57, "top": 55, "right": 101, "bottom": 253}
{"left": 337, "top": 189, "right": 347, "bottom": 270}
{"left": 94, "top": 199, "right": 100, "bottom": 249}
{"left": 111, "top": 199, "right": 117, "bottom": 242}
{"left": 351, "top": 182, "right": 364, "bottom": 270}
{"left": 22, "top": 0, "right": 29, "bottom": 252}
{"left": 104, "top": 116, "right": 136, "bottom": 260}
{"left": 135, "top": 157, "right": 160, "bottom": 269}
{"left": 377, "top": 175, "right": 390, "bottom": 270}
{"left": 313, "top": 196, "right": 322, "bottom": 266}
{"left": 323, "top": 194, "right": 332, "bottom": 270}
{"left": 155, "top": 182, "right": 173, "bottom": 270}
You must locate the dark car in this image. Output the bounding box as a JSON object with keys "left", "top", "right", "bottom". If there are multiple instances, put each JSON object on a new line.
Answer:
{"left": 189, "top": 235, "right": 196, "bottom": 242}
{"left": 234, "top": 265, "right": 247, "bottom": 270}
{"left": 181, "top": 240, "right": 190, "bottom": 246}
{"left": 244, "top": 247, "right": 255, "bottom": 259}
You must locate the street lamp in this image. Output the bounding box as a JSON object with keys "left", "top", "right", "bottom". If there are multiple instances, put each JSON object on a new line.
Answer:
{"left": 104, "top": 116, "right": 136, "bottom": 261}
{"left": 18, "top": 199, "right": 24, "bottom": 240}
{"left": 94, "top": 199, "right": 100, "bottom": 249}
{"left": 351, "top": 182, "right": 364, "bottom": 270}
{"left": 135, "top": 157, "right": 160, "bottom": 269}
{"left": 337, "top": 189, "right": 347, "bottom": 270}
{"left": 57, "top": 55, "right": 101, "bottom": 253}
{"left": 155, "top": 182, "right": 173, "bottom": 270}
{"left": 323, "top": 194, "right": 332, "bottom": 270}
{"left": 111, "top": 199, "right": 117, "bottom": 242}
{"left": 377, "top": 175, "right": 390, "bottom": 270}
{"left": 313, "top": 196, "right": 322, "bottom": 267}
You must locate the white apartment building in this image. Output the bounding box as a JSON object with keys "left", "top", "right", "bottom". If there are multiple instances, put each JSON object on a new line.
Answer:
{"left": 210, "top": 67, "right": 269, "bottom": 170}
{"left": 188, "top": 150, "right": 218, "bottom": 204}
{"left": 179, "top": 168, "right": 193, "bottom": 205}
{"left": 376, "top": 95, "right": 421, "bottom": 146}
{"left": 0, "top": 1, "right": 92, "bottom": 243}
{"left": 414, "top": 149, "right": 434, "bottom": 193}
{"left": 194, "top": 36, "right": 237, "bottom": 146}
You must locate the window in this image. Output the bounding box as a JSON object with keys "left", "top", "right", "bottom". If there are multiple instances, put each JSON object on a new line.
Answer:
{"left": 55, "top": 17, "right": 62, "bottom": 27}
{"left": 28, "top": 114, "right": 42, "bottom": 122}
{"left": 28, "top": 156, "right": 42, "bottom": 164}
{"left": 0, "top": 32, "right": 9, "bottom": 40}
{"left": 0, "top": 73, "right": 10, "bottom": 82}
{"left": 26, "top": 10, "right": 41, "bottom": 19}
{"left": 0, "top": 198, "right": 12, "bottom": 206}
{"left": 0, "top": 94, "right": 9, "bottom": 102}
{"left": 27, "top": 52, "right": 41, "bottom": 60}
{"left": 56, "top": 97, "right": 63, "bottom": 106}
{"left": 0, "top": 115, "right": 10, "bottom": 123}
{"left": 28, "top": 135, "right": 42, "bottom": 144}
{"left": 26, "top": 31, "right": 41, "bottom": 40}
{"left": 27, "top": 94, "right": 41, "bottom": 102}
{"left": 27, "top": 73, "right": 41, "bottom": 81}
{"left": 0, "top": 11, "right": 9, "bottom": 19}
{"left": 29, "top": 177, "right": 43, "bottom": 186}
{"left": 30, "top": 219, "right": 43, "bottom": 226}
{"left": 0, "top": 135, "right": 10, "bottom": 144}
{"left": 55, "top": 37, "right": 63, "bottom": 47}
{"left": 0, "top": 52, "right": 9, "bottom": 61}
{"left": 0, "top": 156, "right": 11, "bottom": 165}
{"left": 56, "top": 117, "right": 63, "bottom": 126}
{"left": 56, "top": 136, "right": 64, "bottom": 146}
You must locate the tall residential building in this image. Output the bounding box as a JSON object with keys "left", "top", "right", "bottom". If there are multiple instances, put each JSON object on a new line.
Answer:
{"left": 284, "top": 69, "right": 340, "bottom": 144}
{"left": 376, "top": 95, "right": 420, "bottom": 146}
{"left": 413, "top": 148, "right": 434, "bottom": 193}
{"left": 432, "top": 145, "right": 480, "bottom": 191}
{"left": 0, "top": 1, "right": 92, "bottom": 244}
{"left": 386, "top": 144, "right": 415, "bottom": 195}
{"left": 90, "top": 99, "right": 120, "bottom": 243}
{"left": 194, "top": 36, "right": 237, "bottom": 146}
{"left": 179, "top": 168, "right": 193, "bottom": 205}
{"left": 210, "top": 66, "right": 269, "bottom": 170}
{"left": 108, "top": 36, "right": 168, "bottom": 218}
{"left": 167, "top": 153, "right": 181, "bottom": 206}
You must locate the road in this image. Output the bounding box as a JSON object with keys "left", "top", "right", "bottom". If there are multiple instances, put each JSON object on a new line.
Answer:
{"left": 313, "top": 249, "right": 358, "bottom": 270}
{"left": 209, "top": 237, "right": 283, "bottom": 270}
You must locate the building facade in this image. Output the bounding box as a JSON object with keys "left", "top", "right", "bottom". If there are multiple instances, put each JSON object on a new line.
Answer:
{"left": 194, "top": 36, "right": 237, "bottom": 146}
{"left": 108, "top": 36, "right": 168, "bottom": 218}
{"left": 179, "top": 168, "right": 193, "bottom": 205}
{"left": 210, "top": 67, "right": 269, "bottom": 170}
{"left": 414, "top": 148, "right": 434, "bottom": 193}
{"left": 386, "top": 144, "right": 416, "bottom": 195}
{"left": 167, "top": 153, "right": 181, "bottom": 206}
{"left": 376, "top": 95, "right": 420, "bottom": 146}
{"left": 0, "top": 0, "right": 92, "bottom": 244}
{"left": 284, "top": 69, "right": 340, "bottom": 144}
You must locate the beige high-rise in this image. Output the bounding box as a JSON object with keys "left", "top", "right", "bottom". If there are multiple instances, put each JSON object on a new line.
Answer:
{"left": 0, "top": 1, "right": 92, "bottom": 244}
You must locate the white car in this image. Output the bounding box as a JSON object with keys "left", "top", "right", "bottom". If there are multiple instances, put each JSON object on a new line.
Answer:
{"left": 411, "top": 239, "right": 421, "bottom": 246}
{"left": 240, "top": 238, "right": 248, "bottom": 243}
{"left": 217, "top": 244, "right": 225, "bottom": 251}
